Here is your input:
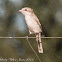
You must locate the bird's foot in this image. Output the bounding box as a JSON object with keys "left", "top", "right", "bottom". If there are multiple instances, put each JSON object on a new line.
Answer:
{"left": 25, "top": 36, "right": 28, "bottom": 40}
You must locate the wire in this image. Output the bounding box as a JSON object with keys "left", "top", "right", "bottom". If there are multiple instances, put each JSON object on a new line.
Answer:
{"left": 0, "top": 37, "right": 62, "bottom": 38}
{"left": 26, "top": 37, "right": 41, "bottom": 62}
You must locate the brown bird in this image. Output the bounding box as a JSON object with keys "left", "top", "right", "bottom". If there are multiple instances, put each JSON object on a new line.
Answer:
{"left": 19, "top": 7, "right": 43, "bottom": 53}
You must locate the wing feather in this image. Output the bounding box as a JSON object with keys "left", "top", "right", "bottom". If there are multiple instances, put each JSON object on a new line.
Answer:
{"left": 32, "top": 13, "right": 41, "bottom": 27}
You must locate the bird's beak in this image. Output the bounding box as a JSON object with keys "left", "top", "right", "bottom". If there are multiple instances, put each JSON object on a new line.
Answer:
{"left": 19, "top": 10, "right": 22, "bottom": 12}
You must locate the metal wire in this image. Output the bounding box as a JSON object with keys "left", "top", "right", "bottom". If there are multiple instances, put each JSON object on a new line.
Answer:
{"left": 0, "top": 37, "right": 62, "bottom": 38}
{"left": 0, "top": 36, "right": 62, "bottom": 62}
{"left": 26, "top": 38, "right": 41, "bottom": 62}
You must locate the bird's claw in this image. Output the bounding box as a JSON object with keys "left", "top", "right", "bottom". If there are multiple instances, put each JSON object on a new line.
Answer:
{"left": 25, "top": 36, "right": 28, "bottom": 40}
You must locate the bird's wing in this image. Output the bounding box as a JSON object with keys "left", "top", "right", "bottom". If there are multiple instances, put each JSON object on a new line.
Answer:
{"left": 33, "top": 13, "right": 41, "bottom": 27}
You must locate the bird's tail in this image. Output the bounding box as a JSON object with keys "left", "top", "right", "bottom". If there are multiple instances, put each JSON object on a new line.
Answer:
{"left": 36, "top": 33, "right": 43, "bottom": 53}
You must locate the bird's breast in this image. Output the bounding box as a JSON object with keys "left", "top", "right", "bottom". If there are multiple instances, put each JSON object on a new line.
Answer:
{"left": 25, "top": 15, "right": 41, "bottom": 33}
{"left": 25, "top": 16, "right": 35, "bottom": 26}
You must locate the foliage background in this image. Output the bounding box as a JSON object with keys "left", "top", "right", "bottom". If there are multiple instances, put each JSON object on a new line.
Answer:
{"left": 0, "top": 0, "right": 62, "bottom": 62}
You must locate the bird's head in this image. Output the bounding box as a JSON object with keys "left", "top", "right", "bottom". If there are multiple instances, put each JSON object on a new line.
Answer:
{"left": 19, "top": 7, "right": 34, "bottom": 16}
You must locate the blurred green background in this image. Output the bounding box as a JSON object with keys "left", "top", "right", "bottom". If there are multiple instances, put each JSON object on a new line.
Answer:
{"left": 0, "top": 0, "right": 62, "bottom": 62}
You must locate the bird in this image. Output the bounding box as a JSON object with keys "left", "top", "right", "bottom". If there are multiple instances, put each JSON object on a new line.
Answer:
{"left": 19, "top": 7, "right": 43, "bottom": 53}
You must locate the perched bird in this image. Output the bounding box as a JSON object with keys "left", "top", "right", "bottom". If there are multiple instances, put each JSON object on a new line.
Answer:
{"left": 19, "top": 7, "right": 43, "bottom": 53}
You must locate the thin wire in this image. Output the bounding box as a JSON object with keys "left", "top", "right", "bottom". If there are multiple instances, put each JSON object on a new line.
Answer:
{"left": 26, "top": 38, "right": 41, "bottom": 62}
{"left": 0, "top": 36, "right": 62, "bottom": 62}
{"left": 0, "top": 37, "right": 62, "bottom": 38}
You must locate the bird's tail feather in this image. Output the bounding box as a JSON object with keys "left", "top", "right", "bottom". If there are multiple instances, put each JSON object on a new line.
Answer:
{"left": 36, "top": 33, "right": 43, "bottom": 53}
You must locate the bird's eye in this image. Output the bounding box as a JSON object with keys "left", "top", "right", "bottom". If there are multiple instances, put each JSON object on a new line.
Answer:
{"left": 25, "top": 9, "right": 27, "bottom": 11}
